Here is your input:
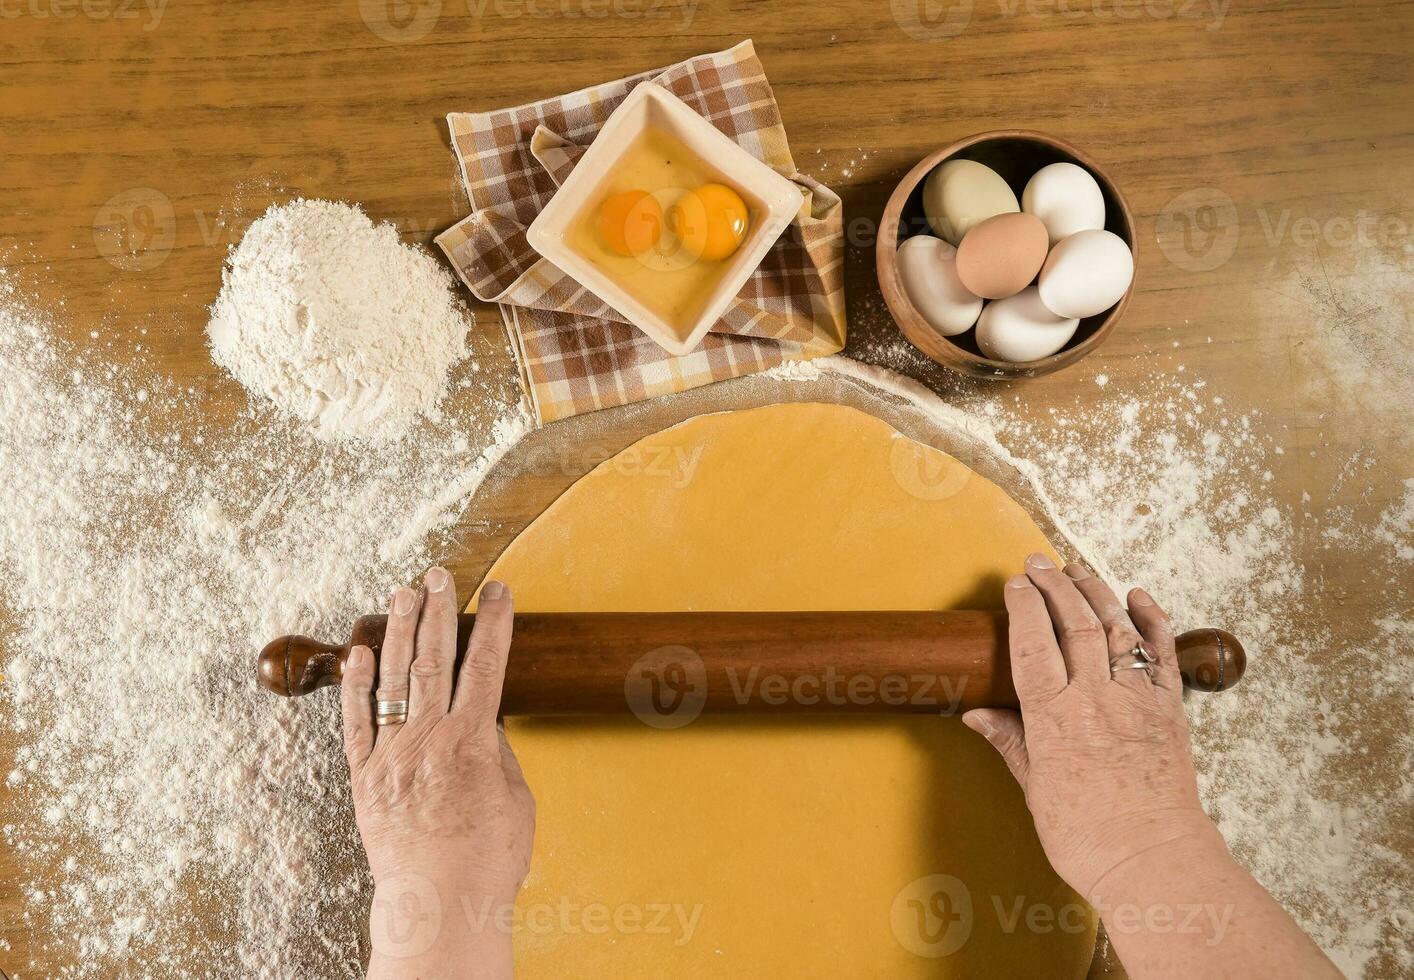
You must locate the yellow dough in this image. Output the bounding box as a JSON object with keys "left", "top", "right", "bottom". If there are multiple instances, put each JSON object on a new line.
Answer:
{"left": 476, "top": 403, "right": 1097, "bottom": 977}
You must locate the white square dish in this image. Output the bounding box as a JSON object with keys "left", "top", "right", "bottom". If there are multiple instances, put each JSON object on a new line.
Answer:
{"left": 526, "top": 82, "right": 804, "bottom": 356}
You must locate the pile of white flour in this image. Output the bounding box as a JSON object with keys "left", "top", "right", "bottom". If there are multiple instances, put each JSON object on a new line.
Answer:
{"left": 207, "top": 200, "right": 471, "bottom": 443}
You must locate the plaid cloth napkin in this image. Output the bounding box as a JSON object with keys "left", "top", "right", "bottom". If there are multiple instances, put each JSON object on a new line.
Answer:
{"left": 435, "top": 40, "right": 846, "bottom": 424}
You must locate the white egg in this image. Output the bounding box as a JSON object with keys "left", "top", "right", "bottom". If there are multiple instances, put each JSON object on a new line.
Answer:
{"left": 975, "top": 286, "right": 1079, "bottom": 363}
{"left": 895, "top": 235, "right": 983, "bottom": 336}
{"left": 1038, "top": 229, "right": 1134, "bottom": 319}
{"left": 1022, "top": 162, "right": 1106, "bottom": 245}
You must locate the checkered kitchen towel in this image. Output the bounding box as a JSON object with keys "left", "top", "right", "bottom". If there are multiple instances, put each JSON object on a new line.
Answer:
{"left": 435, "top": 40, "right": 846, "bottom": 424}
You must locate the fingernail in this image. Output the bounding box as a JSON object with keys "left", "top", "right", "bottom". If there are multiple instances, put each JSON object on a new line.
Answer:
{"left": 392, "top": 588, "right": 416, "bottom": 615}
{"left": 1006, "top": 574, "right": 1033, "bottom": 590}
{"left": 426, "top": 567, "right": 450, "bottom": 592}
{"left": 1027, "top": 553, "right": 1055, "bottom": 570}
{"left": 1130, "top": 588, "right": 1154, "bottom": 606}
{"left": 962, "top": 714, "right": 992, "bottom": 738}
{"left": 348, "top": 645, "right": 368, "bottom": 669}
{"left": 1063, "top": 563, "right": 1090, "bottom": 579}
{"left": 481, "top": 580, "right": 507, "bottom": 602}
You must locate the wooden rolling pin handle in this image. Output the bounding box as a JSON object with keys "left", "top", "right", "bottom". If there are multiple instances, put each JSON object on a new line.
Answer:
{"left": 258, "top": 614, "right": 1245, "bottom": 710}
{"left": 1176, "top": 626, "right": 1247, "bottom": 693}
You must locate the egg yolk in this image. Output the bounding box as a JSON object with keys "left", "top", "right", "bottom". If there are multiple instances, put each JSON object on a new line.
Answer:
{"left": 597, "top": 190, "right": 663, "bottom": 258}
{"left": 668, "top": 183, "right": 749, "bottom": 262}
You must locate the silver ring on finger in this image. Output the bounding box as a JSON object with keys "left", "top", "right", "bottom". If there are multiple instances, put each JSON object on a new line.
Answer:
{"left": 1109, "top": 643, "right": 1157, "bottom": 681}
{"left": 375, "top": 698, "right": 409, "bottom": 726}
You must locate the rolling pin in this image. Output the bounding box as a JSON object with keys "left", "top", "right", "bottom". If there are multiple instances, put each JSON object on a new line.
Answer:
{"left": 258, "top": 612, "right": 1244, "bottom": 714}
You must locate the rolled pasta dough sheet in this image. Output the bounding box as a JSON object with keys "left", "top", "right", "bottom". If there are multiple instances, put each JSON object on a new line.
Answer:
{"left": 476, "top": 403, "right": 1097, "bottom": 977}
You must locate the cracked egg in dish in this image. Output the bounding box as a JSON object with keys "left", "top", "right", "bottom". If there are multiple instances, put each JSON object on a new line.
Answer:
{"left": 567, "top": 128, "right": 752, "bottom": 329}
{"left": 528, "top": 83, "right": 803, "bottom": 356}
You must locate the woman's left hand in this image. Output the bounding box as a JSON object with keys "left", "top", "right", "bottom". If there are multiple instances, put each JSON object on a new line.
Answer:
{"left": 341, "top": 567, "right": 534, "bottom": 978}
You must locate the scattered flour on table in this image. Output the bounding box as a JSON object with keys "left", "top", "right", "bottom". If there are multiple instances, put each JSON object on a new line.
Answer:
{"left": 1, "top": 251, "right": 1409, "bottom": 978}
{"left": 0, "top": 274, "right": 526, "bottom": 977}
{"left": 1367, "top": 479, "right": 1414, "bottom": 562}
{"left": 207, "top": 200, "right": 472, "bottom": 443}
{"left": 768, "top": 356, "right": 1412, "bottom": 978}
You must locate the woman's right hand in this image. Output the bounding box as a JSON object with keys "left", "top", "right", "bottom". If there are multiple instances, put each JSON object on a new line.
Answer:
{"left": 962, "top": 553, "right": 1221, "bottom": 901}
{"left": 965, "top": 553, "right": 1340, "bottom": 979}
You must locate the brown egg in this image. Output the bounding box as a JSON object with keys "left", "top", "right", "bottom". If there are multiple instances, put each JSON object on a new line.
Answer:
{"left": 954, "top": 212, "right": 1050, "bottom": 300}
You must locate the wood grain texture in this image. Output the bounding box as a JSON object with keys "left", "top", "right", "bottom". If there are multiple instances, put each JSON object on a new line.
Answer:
{"left": 1, "top": 0, "right": 1410, "bottom": 975}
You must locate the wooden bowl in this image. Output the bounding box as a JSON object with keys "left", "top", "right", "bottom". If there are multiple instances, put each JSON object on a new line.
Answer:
{"left": 876, "top": 131, "right": 1135, "bottom": 379}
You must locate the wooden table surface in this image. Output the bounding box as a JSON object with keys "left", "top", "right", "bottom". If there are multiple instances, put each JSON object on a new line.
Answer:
{"left": 1, "top": 0, "right": 1410, "bottom": 976}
